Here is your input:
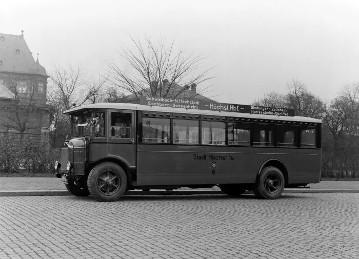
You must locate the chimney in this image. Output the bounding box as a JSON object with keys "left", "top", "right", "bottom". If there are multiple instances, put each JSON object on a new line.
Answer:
{"left": 191, "top": 83, "right": 197, "bottom": 93}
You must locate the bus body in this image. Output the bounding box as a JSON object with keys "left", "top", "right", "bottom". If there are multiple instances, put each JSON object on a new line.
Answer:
{"left": 55, "top": 102, "right": 322, "bottom": 201}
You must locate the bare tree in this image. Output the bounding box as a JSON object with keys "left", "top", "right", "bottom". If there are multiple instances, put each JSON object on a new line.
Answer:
{"left": 103, "top": 87, "right": 127, "bottom": 103}
{"left": 107, "top": 37, "right": 212, "bottom": 100}
{"left": 254, "top": 79, "right": 325, "bottom": 118}
{"left": 286, "top": 79, "right": 326, "bottom": 118}
{"left": 253, "top": 92, "right": 287, "bottom": 107}
{"left": 48, "top": 65, "right": 86, "bottom": 110}
{"left": 81, "top": 75, "right": 109, "bottom": 104}
{"left": 324, "top": 83, "right": 359, "bottom": 178}
{"left": 47, "top": 65, "right": 107, "bottom": 147}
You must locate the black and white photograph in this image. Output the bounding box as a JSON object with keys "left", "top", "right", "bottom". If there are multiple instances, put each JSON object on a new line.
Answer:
{"left": 0, "top": 0, "right": 358, "bottom": 258}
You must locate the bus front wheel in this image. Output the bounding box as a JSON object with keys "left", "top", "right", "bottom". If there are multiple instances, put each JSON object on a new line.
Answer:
{"left": 87, "top": 162, "right": 127, "bottom": 202}
{"left": 254, "top": 166, "right": 285, "bottom": 199}
{"left": 219, "top": 184, "right": 246, "bottom": 197}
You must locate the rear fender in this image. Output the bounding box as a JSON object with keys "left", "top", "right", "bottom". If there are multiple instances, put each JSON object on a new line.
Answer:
{"left": 257, "top": 159, "right": 288, "bottom": 186}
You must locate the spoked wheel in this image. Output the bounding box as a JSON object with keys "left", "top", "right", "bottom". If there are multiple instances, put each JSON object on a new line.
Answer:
{"left": 254, "top": 166, "right": 285, "bottom": 199}
{"left": 219, "top": 184, "right": 247, "bottom": 197}
{"left": 87, "top": 162, "right": 127, "bottom": 202}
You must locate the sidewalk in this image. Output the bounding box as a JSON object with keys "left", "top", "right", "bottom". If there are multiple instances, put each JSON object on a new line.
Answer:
{"left": 0, "top": 177, "right": 358, "bottom": 196}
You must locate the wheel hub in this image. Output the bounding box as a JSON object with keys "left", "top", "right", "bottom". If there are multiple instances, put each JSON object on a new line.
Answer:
{"left": 98, "top": 171, "right": 120, "bottom": 195}
{"left": 267, "top": 179, "right": 274, "bottom": 187}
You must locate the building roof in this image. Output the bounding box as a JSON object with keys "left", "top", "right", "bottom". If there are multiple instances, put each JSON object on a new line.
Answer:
{"left": 0, "top": 32, "right": 47, "bottom": 76}
{"left": 124, "top": 83, "right": 215, "bottom": 103}
{"left": 0, "top": 83, "right": 15, "bottom": 100}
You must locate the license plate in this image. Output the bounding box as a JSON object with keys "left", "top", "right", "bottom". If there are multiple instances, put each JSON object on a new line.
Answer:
{"left": 61, "top": 174, "right": 68, "bottom": 184}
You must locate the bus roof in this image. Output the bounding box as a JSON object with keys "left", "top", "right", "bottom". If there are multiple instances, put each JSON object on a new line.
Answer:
{"left": 64, "top": 102, "right": 322, "bottom": 124}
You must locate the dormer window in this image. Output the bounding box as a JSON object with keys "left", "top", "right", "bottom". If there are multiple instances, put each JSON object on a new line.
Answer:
{"left": 16, "top": 49, "right": 20, "bottom": 54}
{"left": 0, "top": 60, "right": 2, "bottom": 66}
{"left": 0, "top": 36, "right": 4, "bottom": 41}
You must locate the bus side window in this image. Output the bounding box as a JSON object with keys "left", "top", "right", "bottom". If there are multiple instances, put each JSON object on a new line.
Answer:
{"left": 110, "top": 112, "right": 132, "bottom": 139}
{"left": 173, "top": 119, "right": 199, "bottom": 144}
{"left": 252, "top": 124, "right": 274, "bottom": 147}
{"left": 276, "top": 125, "right": 296, "bottom": 147}
{"left": 201, "top": 121, "right": 226, "bottom": 145}
{"left": 300, "top": 127, "right": 316, "bottom": 148}
{"left": 228, "top": 122, "right": 250, "bottom": 146}
{"left": 142, "top": 117, "right": 170, "bottom": 143}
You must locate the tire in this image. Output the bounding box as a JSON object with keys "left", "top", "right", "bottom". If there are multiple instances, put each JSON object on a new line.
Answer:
{"left": 219, "top": 184, "right": 246, "bottom": 197}
{"left": 252, "top": 185, "right": 262, "bottom": 199}
{"left": 87, "top": 162, "right": 127, "bottom": 202}
{"left": 65, "top": 177, "right": 89, "bottom": 196}
{"left": 254, "top": 166, "right": 285, "bottom": 199}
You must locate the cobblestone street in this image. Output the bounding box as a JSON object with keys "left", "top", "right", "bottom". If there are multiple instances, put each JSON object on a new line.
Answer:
{"left": 0, "top": 193, "right": 358, "bottom": 259}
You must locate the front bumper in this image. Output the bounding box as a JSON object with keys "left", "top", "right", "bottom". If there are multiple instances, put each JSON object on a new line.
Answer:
{"left": 54, "top": 160, "right": 72, "bottom": 179}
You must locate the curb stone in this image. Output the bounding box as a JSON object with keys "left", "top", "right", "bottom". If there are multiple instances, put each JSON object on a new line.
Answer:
{"left": 0, "top": 188, "right": 358, "bottom": 197}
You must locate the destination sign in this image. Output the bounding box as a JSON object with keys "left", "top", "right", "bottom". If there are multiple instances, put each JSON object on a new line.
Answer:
{"left": 139, "top": 96, "right": 294, "bottom": 116}
{"left": 140, "top": 96, "right": 201, "bottom": 109}
{"left": 199, "top": 102, "right": 251, "bottom": 113}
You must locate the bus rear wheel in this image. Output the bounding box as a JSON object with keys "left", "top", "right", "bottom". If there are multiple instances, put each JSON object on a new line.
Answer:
{"left": 65, "top": 176, "right": 89, "bottom": 196}
{"left": 219, "top": 184, "right": 246, "bottom": 197}
{"left": 254, "top": 166, "right": 285, "bottom": 199}
{"left": 87, "top": 162, "right": 127, "bottom": 202}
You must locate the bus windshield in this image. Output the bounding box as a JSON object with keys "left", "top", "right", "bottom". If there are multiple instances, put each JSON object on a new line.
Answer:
{"left": 71, "top": 109, "right": 105, "bottom": 137}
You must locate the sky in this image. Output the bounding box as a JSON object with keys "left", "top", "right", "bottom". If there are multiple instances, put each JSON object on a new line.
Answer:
{"left": 1, "top": 0, "right": 359, "bottom": 104}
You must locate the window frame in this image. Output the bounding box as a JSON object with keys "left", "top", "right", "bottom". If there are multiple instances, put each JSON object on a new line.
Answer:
{"left": 173, "top": 118, "right": 200, "bottom": 145}
{"left": 227, "top": 121, "right": 251, "bottom": 147}
{"left": 299, "top": 126, "right": 317, "bottom": 149}
{"left": 17, "top": 81, "right": 27, "bottom": 93}
{"left": 275, "top": 124, "right": 298, "bottom": 148}
{"left": 70, "top": 109, "right": 107, "bottom": 139}
{"left": 140, "top": 114, "right": 171, "bottom": 144}
{"left": 252, "top": 123, "right": 275, "bottom": 147}
{"left": 37, "top": 82, "right": 45, "bottom": 94}
{"left": 109, "top": 111, "right": 134, "bottom": 141}
{"left": 201, "top": 119, "right": 226, "bottom": 146}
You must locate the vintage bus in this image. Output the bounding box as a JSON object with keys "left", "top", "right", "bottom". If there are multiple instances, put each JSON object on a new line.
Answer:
{"left": 55, "top": 101, "right": 322, "bottom": 202}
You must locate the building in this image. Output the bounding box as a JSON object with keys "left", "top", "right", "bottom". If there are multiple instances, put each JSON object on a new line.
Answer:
{"left": 0, "top": 31, "right": 50, "bottom": 145}
{"left": 117, "top": 79, "right": 216, "bottom": 104}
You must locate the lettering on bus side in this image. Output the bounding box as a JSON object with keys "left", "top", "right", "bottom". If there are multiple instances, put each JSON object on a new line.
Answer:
{"left": 193, "top": 153, "right": 234, "bottom": 161}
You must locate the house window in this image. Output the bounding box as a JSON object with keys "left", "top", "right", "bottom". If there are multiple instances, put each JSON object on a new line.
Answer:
{"left": 0, "top": 60, "right": 3, "bottom": 66}
{"left": 38, "top": 82, "right": 44, "bottom": 94}
{"left": 17, "top": 81, "right": 27, "bottom": 93}
{"left": 16, "top": 49, "right": 20, "bottom": 54}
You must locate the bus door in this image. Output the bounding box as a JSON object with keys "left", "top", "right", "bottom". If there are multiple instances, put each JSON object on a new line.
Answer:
{"left": 105, "top": 110, "right": 136, "bottom": 170}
